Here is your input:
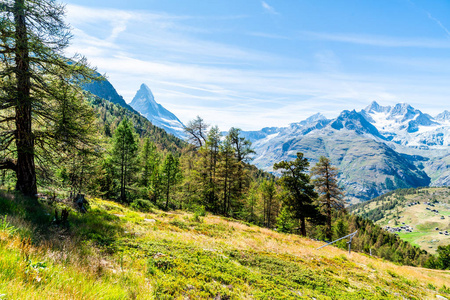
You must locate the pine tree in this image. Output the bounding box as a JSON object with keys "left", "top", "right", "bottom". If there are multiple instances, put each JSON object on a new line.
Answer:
{"left": 276, "top": 205, "right": 294, "bottom": 233}
{"left": 311, "top": 156, "right": 345, "bottom": 241}
{"left": 111, "top": 118, "right": 137, "bottom": 203}
{"left": 0, "top": 0, "right": 95, "bottom": 197}
{"left": 140, "top": 138, "right": 160, "bottom": 187}
{"left": 274, "top": 152, "right": 322, "bottom": 237}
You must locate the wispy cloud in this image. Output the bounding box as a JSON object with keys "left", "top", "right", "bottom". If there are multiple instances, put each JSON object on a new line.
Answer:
{"left": 64, "top": 4, "right": 450, "bottom": 130}
{"left": 261, "top": 1, "right": 279, "bottom": 15}
{"left": 426, "top": 12, "right": 450, "bottom": 38}
{"left": 246, "top": 31, "right": 291, "bottom": 40}
{"left": 302, "top": 31, "right": 450, "bottom": 48}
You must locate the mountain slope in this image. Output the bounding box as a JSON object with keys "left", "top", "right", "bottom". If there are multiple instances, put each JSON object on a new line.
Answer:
{"left": 1, "top": 192, "right": 449, "bottom": 299}
{"left": 350, "top": 187, "right": 450, "bottom": 254}
{"left": 87, "top": 94, "right": 185, "bottom": 152}
{"left": 130, "top": 84, "right": 185, "bottom": 139}
{"left": 81, "top": 73, "right": 136, "bottom": 112}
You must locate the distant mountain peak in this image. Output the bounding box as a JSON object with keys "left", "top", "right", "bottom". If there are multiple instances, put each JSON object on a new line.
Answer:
{"left": 436, "top": 110, "right": 450, "bottom": 122}
{"left": 139, "top": 83, "right": 153, "bottom": 94}
{"left": 130, "top": 84, "right": 185, "bottom": 139}
{"left": 305, "top": 112, "right": 327, "bottom": 123}
{"left": 290, "top": 112, "right": 328, "bottom": 128}
{"left": 363, "top": 101, "right": 391, "bottom": 113}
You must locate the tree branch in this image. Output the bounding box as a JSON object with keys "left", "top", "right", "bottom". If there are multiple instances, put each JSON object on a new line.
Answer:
{"left": 0, "top": 158, "right": 16, "bottom": 171}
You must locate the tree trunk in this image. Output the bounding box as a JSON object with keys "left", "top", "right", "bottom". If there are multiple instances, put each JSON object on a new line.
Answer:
{"left": 14, "top": 0, "right": 37, "bottom": 197}
{"left": 165, "top": 172, "right": 170, "bottom": 210}
{"left": 300, "top": 216, "right": 306, "bottom": 237}
{"left": 326, "top": 202, "right": 332, "bottom": 241}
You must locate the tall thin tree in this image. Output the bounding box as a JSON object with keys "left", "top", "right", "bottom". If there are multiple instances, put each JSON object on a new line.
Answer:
{"left": 0, "top": 0, "right": 94, "bottom": 196}
{"left": 311, "top": 156, "right": 345, "bottom": 241}
{"left": 112, "top": 119, "right": 137, "bottom": 203}
{"left": 161, "top": 152, "right": 181, "bottom": 210}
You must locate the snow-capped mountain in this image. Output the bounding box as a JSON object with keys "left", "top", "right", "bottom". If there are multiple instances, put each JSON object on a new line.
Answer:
{"left": 244, "top": 102, "right": 450, "bottom": 203}
{"left": 129, "top": 84, "right": 185, "bottom": 139}
{"left": 435, "top": 110, "right": 450, "bottom": 122}
{"left": 360, "top": 101, "right": 447, "bottom": 149}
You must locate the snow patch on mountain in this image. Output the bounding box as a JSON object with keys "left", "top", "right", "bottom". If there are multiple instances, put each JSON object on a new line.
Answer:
{"left": 130, "top": 84, "right": 185, "bottom": 139}
{"left": 361, "top": 101, "right": 449, "bottom": 149}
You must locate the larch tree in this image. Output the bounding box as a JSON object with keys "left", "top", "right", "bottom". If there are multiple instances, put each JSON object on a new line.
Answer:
{"left": 205, "top": 126, "right": 221, "bottom": 212}
{"left": 112, "top": 118, "right": 137, "bottom": 203}
{"left": 227, "top": 127, "right": 255, "bottom": 196}
{"left": 161, "top": 152, "right": 181, "bottom": 210}
{"left": 217, "top": 136, "right": 237, "bottom": 216}
{"left": 273, "top": 152, "right": 322, "bottom": 237}
{"left": 311, "top": 156, "right": 345, "bottom": 241}
{"left": 184, "top": 116, "right": 208, "bottom": 149}
{"left": 0, "top": 0, "right": 95, "bottom": 197}
{"left": 260, "top": 179, "right": 276, "bottom": 228}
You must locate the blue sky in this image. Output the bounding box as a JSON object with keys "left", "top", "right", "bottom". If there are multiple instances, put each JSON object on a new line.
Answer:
{"left": 64, "top": 0, "right": 450, "bottom": 130}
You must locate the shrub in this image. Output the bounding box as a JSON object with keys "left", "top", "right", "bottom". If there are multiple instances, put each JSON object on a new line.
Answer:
{"left": 130, "top": 199, "right": 155, "bottom": 212}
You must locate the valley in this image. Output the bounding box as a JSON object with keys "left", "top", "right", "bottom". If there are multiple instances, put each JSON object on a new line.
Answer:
{"left": 350, "top": 187, "right": 450, "bottom": 254}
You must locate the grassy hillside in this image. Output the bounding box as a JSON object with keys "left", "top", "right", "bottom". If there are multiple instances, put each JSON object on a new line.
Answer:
{"left": 1, "top": 191, "right": 449, "bottom": 299}
{"left": 350, "top": 187, "right": 450, "bottom": 254}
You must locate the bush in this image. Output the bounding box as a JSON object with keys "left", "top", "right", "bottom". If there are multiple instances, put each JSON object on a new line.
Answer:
{"left": 130, "top": 199, "right": 155, "bottom": 212}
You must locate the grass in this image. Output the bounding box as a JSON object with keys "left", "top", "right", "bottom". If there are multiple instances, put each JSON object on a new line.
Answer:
{"left": 1, "top": 191, "right": 450, "bottom": 299}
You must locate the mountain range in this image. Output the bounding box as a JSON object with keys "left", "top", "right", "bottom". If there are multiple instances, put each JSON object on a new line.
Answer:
{"left": 240, "top": 101, "right": 450, "bottom": 203}
{"left": 82, "top": 75, "right": 449, "bottom": 204}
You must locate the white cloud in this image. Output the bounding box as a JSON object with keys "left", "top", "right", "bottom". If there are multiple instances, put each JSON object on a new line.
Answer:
{"left": 302, "top": 31, "right": 450, "bottom": 48}
{"left": 261, "top": 1, "right": 279, "bottom": 15}
{"left": 426, "top": 12, "right": 450, "bottom": 38}
{"left": 64, "top": 4, "right": 450, "bottom": 131}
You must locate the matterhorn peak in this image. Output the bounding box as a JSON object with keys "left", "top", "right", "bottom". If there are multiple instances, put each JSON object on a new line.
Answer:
{"left": 129, "top": 84, "right": 185, "bottom": 138}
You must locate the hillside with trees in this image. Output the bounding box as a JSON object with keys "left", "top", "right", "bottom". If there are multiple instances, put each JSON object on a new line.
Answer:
{"left": 350, "top": 187, "right": 450, "bottom": 254}
{"left": 1, "top": 0, "right": 450, "bottom": 298}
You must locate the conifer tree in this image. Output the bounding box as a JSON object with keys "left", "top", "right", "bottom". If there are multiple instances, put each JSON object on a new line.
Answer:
{"left": 217, "top": 136, "right": 238, "bottom": 216}
{"left": 311, "top": 156, "right": 345, "bottom": 241}
{"left": 161, "top": 152, "right": 181, "bottom": 210}
{"left": 274, "top": 152, "right": 322, "bottom": 237}
{"left": 260, "top": 179, "right": 276, "bottom": 228}
{"left": 184, "top": 116, "right": 208, "bottom": 149}
{"left": 112, "top": 118, "right": 137, "bottom": 203}
{"left": 205, "top": 126, "right": 221, "bottom": 212}
{"left": 0, "top": 0, "right": 95, "bottom": 196}
{"left": 276, "top": 205, "right": 294, "bottom": 233}
{"left": 140, "top": 138, "right": 159, "bottom": 187}
{"left": 228, "top": 127, "right": 255, "bottom": 196}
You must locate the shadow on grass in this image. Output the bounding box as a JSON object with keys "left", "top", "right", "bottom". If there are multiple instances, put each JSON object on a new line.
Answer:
{"left": 0, "top": 190, "right": 124, "bottom": 250}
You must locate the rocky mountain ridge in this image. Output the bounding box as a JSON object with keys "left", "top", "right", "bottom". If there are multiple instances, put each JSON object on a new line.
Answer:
{"left": 242, "top": 101, "right": 450, "bottom": 203}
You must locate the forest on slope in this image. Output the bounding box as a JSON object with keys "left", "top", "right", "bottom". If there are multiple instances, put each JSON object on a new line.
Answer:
{"left": 350, "top": 187, "right": 450, "bottom": 254}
